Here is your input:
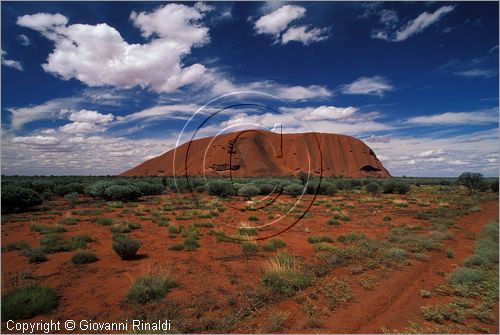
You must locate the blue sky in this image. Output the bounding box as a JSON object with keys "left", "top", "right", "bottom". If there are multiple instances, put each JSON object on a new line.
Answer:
{"left": 1, "top": 1, "right": 498, "bottom": 176}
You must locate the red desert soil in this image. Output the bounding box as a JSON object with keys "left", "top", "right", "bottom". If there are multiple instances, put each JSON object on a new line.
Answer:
{"left": 1, "top": 193, "right": 497, "bottom": 334}
{"left": 236, "top": 199, "right": 499, "bottom": 334}
{"left": 121, "top": 130, "right": 390, "bottom": 178}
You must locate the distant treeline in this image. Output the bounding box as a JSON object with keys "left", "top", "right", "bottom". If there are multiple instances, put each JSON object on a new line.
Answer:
{"left": 1, "top": 173, "right": 498, "bottom": 212}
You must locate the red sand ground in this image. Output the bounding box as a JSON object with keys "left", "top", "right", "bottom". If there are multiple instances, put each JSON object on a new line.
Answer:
{"left": 1, "top": 192, "right": 498, "bottom": 333}
{"left": 121, "top": 130, "right": 390, "bottom": 178}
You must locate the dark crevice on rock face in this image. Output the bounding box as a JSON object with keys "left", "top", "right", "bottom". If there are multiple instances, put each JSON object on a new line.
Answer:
{"left": 210, "top": 163, "right": 240, "bottom": 171}
{"left": 360, "top": 165, "right": 381, "bottom": 172}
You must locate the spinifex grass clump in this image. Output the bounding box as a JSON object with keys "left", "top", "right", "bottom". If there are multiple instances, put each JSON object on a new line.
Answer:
{"left": 242, "top": 241, "right": 259, "bottom": 257}
{"left": 1, "top": 285, "right": 58, "bottom": 320}
{"left": 262, "top": 252, "right": 311, "bottom": 296}
{"left": 127, "top": 275, "right": 176, "bottom": 304}
{"left": 262, "top": 238, "right": 286, "bottom": 252}
{"left": 112, "top": 235, "right": 141, "bottom": 259}
{"left": 307, "top": 236, "right": 333, "bottom": 244}
{"left": 71, "top": 250, "right": 98, "bottom": 264}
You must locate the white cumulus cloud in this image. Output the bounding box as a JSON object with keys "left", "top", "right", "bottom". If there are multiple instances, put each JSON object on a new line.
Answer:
{"left": 371, "top": 5, "right": 455, "bottom": 42}
{"left": 254, "top": 5, "right": 305, "bottom": 36}
{"left": 341, "top": 76, "right": 394, "bottom": 96}
{"left": 281, "top": 25, "right": 330, "bottom": 45}
{"left": 17, "top": 4, "right": 210, "bottom": 93}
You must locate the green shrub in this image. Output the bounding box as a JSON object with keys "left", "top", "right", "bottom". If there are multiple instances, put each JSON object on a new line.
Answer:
{"left": 383, "top": 216, "right": 392, "bottom": 221}
{"left": 40, "top": 234, "right": 72, "bottom": 253}
{"left": 27, "top": 247, "right": 48, "bottom": 263}
{"left": 421, "top": 303, "right": 464, "bottom": 323}
{"left": 263, "top": 238, "right": 286, "bottom": 252}
{"left": 2, "top": 185, "right": 43, "bottom": 212}
{"left": 283, "top": 184, "right": 304, "bottom": 197}
{"left": 60, "top": 217, "right": 78, "bottom": 225}
{"left": 248, "top": 215, "right": 259, "bottom": 222}
{"left": 3, "top": 241, "right": 30, "bottom": 252}
{"left": 96, "top": 217, "right": 113, "bottom": 226}
{"left": 326, "top": 183, "right": 338, "bottom": 195}
{"left": 68, "top": 235, "right": 93, "bottom": 249}
{"left": 104, "top": 185, "right": 142, "bottom": 202}
{"left": 112, "top": 236, "right": 141, "bottom": 259}
{"left": 262, "top": 252, "right": 311, "bottom": 295}
{"left": 168, "top": 243, "right": 185, "bottom": 251}
{"left": 126, "top": 275, "right": 176, "bottom": 304}
{"left": 239, "top": 226, "right": 258, "bottom": 236}
{"left": 490, "top": 180, "right": 499, "bottom": 193}
{"left": 110, "top": 223, "right": 132, "bottom": 234}
{"left": 365, "top": 182, "right": 380, "bottom": 195}
{"left": 308, "top": 236, "right": 333, "bottom": 244}
{"left": 242, "top": 242, "right": 259, "bottom": 257}
{"left": 258, "top": 183, "right": 276, "bottom": 195}
{"left": 446, "top": 249, "right": 454, "bottom": 258}
{"left": 338, "top": 232, "right": 366, "bottom": 243}
{"left": 382, "top": 180, "right": 411, "bottom": 194}
{"left": 457, "top": 172, "right": 484, "bottom": 194}
{"left": 332, "top": 213, "right": 351, "bottom": 221}
{"left": 326, "top": 218, "right": 340, "bottom": 225}
{"left": 238, "top": 184, "right": 260, "bottom": 199}
{"left": 448, "top": 267, "right": 484, "bottom": 286}
{"left": 2, "top": 285, "right": 58, "bottom": 320}
{"left": 208, "top": 181, "right": 236, "bottom": 197}
{"left": 183, "top": 238, "right": 199, "bottom": 251}
{"left": 167, "top": 225, "right": 180, "bottom": 234}
{"left": 71, "top": 250, "right": 98, "bottom": 264}
{"left": 133, "top": 181, "right": 163, "bottom": 196}
{"left": 30, "top": 224, "right": 67, "bottom": 234}
{"left": 383, "top": 247, "right": 407, "bottom": 262}
{"left": 194, "top": 185, "right": 207, "bottom": 193}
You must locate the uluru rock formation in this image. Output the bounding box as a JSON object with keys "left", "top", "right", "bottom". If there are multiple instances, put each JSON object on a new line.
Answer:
{"left": 121, "top": 130, "right": 391, "bottom": 178}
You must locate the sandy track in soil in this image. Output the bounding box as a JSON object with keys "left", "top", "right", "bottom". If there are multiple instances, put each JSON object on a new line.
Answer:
{"left": 237, "top": 200, "right": 499, "bottom": 334}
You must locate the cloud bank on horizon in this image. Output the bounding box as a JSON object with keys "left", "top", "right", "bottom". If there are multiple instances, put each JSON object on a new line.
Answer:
{"left": 1, "top": 1, "right": 498, "bottom": 177}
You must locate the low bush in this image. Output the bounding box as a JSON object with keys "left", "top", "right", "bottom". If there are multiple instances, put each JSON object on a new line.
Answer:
{"left": 448, "top": 267, "right": 484, "bottom": 286}
{"left": 168, "top": 243, "right": 185, "bottom": 251}
{"left": 71, "top": 250, "right": 98, "bottom": 264}
{"left": 262, "top": 252, "right": 311, "bottom": 295}
{"left": 262, "top": 238, "right": 286, "bottom": 252}
{"left": 326, "top": 218, "right": 340, "bottom": 225}
{"left": 112, "top": 236, "right": 141, "bottom": 259}
{"left": 382, "top": 180, "right": 411, "bottom": 194}
{"left": 283, "top": 184, "right": 304, "bottom": 197}
{"left": 126, "top": 275, "right": 176, "bottom": 304}
{"left": 242, "top": 242, "right": 259, "bottom": 257}
{"left": 1, "top": 285, "right": 58, "bottom": 320}
{"left": 60, "top": 217, "right": 78, "bottom": 225}
{"left": 30, "top": 224, "right": 67, "bottom": 234}
{"left": 258, "top": 183, "right": 276, "bottom": 195}
{"left": 1, "top": 186, "right": 44, "bottom": 212}
{"left": 308, "top": 236, "right": 333, "bottom": 244}
{"left": 238, "top": 184, "right": 260, "bottom": 200}
{"left": 383, "top": 247, "right": 407, "bottom": 262}
{"left": 183, "top": 238, "right": 200, "bottom": 251}
{"left": 239, "top": 226, "right": 258, "bottom": 236}
{"left": 365, "top": 182, "right": 380, "bottom": 195}
{"left": 208, "top": 181, "right": 236, "bottom": 197}
{"left": 40, "top": 234, "right": 72, "bottom": 253}
{"left": 96, "top": 217, "right": 113, "bottom": 226}
{"left": 3, "top": 241, "right": 30, "bottom": 252}
{"left": 27, "top": 247, "right": 48, "bottom": 263}
{"left": 104, "top": 185, "right": 142, "bottom": 202}
{"left": 68, "top": 235, "right": 93, "bottom": 249}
